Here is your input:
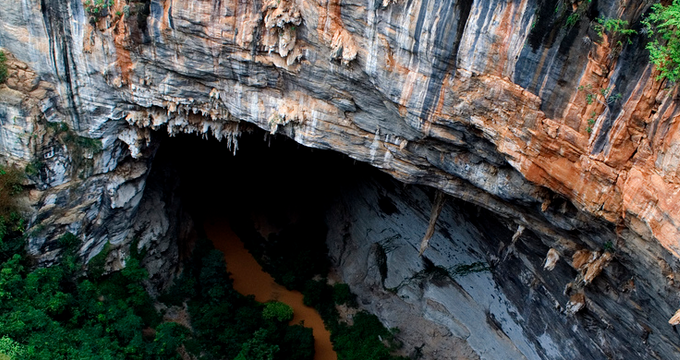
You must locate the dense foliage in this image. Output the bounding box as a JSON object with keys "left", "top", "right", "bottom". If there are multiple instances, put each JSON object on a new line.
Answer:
{"left": 0, "top": 162, "right": 403, "bottom": 360}
{"left": 301, "top": 279, "right": 405, "bottom": 360}
{"left": 0, "top": 166, "right": 23, "bottom": 220}
{"left": 160, "top": 237, "right": 315, "bottom": 360}
{"left": 232, "top": 216, "right": 407, "bottom": 360}
{"left": 0, "top": 162, "right": 314, "bottom": 360}
{"left": 0, "top": 51, "right": 7, "bottom": 84}
{"left": 0, "top": 231, "right": 316, "bottom": 360}
{"left": 0, "top": 231, "right": 174, "bottom": 360}
{"left": 644, "top": 0, "right": 680, "bottom": 82}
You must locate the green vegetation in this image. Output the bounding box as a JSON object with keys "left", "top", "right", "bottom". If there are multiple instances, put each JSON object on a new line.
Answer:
{"left": 44, "top": 120, "right": 102, "bottom": 156}
{"left": 0, "top": 51, "right": 8, "bottom": 84}
{"left": 0, "top": 230, "right": 172, "bottom": 360}
{"left": 577, "top": 85, "right": 623, "bottom": 107}
{"left": 643, "top": 0, "right": 680, "bottom": 82}
{"left": 0, "top": 165, "right": 23, "bottom": 220}
{"left": 0, "top": 170, "right": 314, "bottom": 360}
{"left": 0, "top": 166, "right": 25, "bottom": 272}
{"left": 332, "top": 283, "right": 357, "bottom": 307}
{"left": 263, "top": 302, "right": 294, "bottom": 323}
{"left": 594, "top": 17, "right": 637, "bottom": 44}
{"left": 332, "top": 312, "right": 403, "bottom": 360}
{"left": 160, "top": 237, "right": 315, "bottom": 360}
{"left": 83, "top": 0, "right": 114, "bottom": 16}
{"left": 586, "top": 115, "right": 596, "bottom": 134}
{"left": 63, "top": 132, "right": 102, "bottom": 154}
{"left": 41, "top": 120, "right": 103, "bottom": 180}
{"left": 0, "top": 336, "right": 24, "bottom": 360}
{"left": 86, "top": 241, "right": 111, "bottom": 281}
{"left": 586, "top": 93, "right": 594, "bottom": 105}
{"left": 302, "top": 279, "right": 406, "bottom": 360}
{"left": 24, "top": 160, "right": 44, "bottom": 177}
{"left": 450, "top": 262, "right": 490, "bottom": 277}
{"left": 45, "top": 122, "right": 69, "bottom": 133}
{"left": 0, "top": 172, "right": 409, "bottom": 360}
{"left": 576, "top": 85, "right": 623, "bottom": 135}
{"left": 564, "top": 0, "right": 591, "bottom": 28}
{"left": 0, "top": 230, "right": 317, "bottom": 360}
{"left": 231, "top": 216, "right": 408, "bottom": 360}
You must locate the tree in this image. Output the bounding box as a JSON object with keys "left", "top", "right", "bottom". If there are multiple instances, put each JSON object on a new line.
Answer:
{"left": 235, "top": 328, "right": 279, "bottom": 360}
{"left": 262, "top": 302, "right": 293, "bottom": 323}
{"left": 643, "top": 0, "right": 680, "bottom": 82}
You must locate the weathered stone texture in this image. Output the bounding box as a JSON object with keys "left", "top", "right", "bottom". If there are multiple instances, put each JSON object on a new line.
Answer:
{"left": 2, "top": 0, "right": 680, "bottom": 358}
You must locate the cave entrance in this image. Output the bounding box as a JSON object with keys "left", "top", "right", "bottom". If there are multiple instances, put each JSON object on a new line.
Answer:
{"left": 152, "top": 129, "right": 366, "bottom": 229}
{"left": 140, "top": 126, "right": 530, "bottom": 360}
{"left": 138, "top": 123, "right": 680, "bottom": 360}
{"left": 146, "top": 128, "right": 376, "bottom": 360}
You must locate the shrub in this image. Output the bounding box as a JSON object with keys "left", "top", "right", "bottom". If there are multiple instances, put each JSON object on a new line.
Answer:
{"left": 331, "top": 312, "right": 406, "bottom": 360}
{"left": 0, "top": 231, "right": 180, "bottom": 360}
{"left": 263, "top": 301, "right": 294, "bottom": 323}
{"left": 332, "top": 283, "right": 356, "bottom": 307}
{"left": 280, "top": 325, "right": 314, "bottom": 360}
{"left": 0, "top": 166, "right": 23, "bottom": 219}
{"left": 87, "top": 241, "right": 110, "bottom": 281}
{"left": 24, "top": 160, "right": 44, "bottom": 177}
{"left": 594, "top": 17, "right": 637, "bottom": 43}
{"left": 235, "top": 328, "right": 279, "bottom": 360}
{"left": 63, "top": 132, "right": 103, "bottom": 154}
{"left": 0, "top": 336, "right": 25, "bottom": 360}
{"left": 84, "top": 0, "right": 114, "bottom": 16}
{"left": 643, "top": 0, "right": 680, "bottom": 82}
{"left": 0, "top": 51, "right": 7, "bottom": 84}
{"left": 302, "top": 279, "right": 338, "bottom": 327}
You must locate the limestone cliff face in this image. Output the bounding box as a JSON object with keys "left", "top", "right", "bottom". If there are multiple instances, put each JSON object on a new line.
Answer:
{"left": 2, "top": 0, "right": 680, "bottom": 358}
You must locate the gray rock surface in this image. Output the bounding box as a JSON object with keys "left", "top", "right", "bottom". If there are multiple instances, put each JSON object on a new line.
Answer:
{"left": 326, "top": 174, "right": 680, "bottom": 359}
{"left": 1, "top": 0, "right": 680, "bottom": 358}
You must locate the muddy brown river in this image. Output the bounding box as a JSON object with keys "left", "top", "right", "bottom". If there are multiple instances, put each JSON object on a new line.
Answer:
{"left": 205, "top": 218, "right": 337, "bottom": 360}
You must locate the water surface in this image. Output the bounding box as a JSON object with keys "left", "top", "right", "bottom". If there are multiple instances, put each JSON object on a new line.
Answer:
{"left": 205, "top": 218, "right": 337, "bottom": 360}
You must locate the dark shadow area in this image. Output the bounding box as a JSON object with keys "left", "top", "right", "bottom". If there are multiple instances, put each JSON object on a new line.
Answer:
{"left": 152, "top": 129, "right": 371, "bottom": 223}
{"left": 147, "top": 128, "right": 386, "bottom": 287}
{"left": 148, "top": 129, "right": 412, "bottom": 360}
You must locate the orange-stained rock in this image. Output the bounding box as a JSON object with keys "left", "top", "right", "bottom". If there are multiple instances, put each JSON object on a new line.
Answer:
{"left": 669, "top": 309, "right": 680, "bottom": 326}
{"left": 566, "top": 293, "right": 586, "bottom": 315}
{"left": 543, "top": 248, "right": 560, "bottom": 271}
{"left": 572, "top": 250, "right": 596, "bottom": 271}
{"left": 583, "top": 252, "right": 613, "bottom": 285}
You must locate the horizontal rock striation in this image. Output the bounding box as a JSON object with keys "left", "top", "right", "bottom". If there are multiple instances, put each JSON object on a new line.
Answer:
{"left": 2, "top": 0, "right": 680, "bottom": 357}
{"left": 326, "top": 173, "right": 676, "bottom": 359}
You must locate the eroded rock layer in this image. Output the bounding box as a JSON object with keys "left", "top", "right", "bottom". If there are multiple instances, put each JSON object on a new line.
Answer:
{"left": 2, "top": 0, "right": 680, "bottom": 358}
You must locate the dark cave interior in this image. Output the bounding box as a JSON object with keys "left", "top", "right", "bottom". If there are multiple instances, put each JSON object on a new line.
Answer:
{"left": 151, "top": 129, "right": 369, "bottom": 224}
